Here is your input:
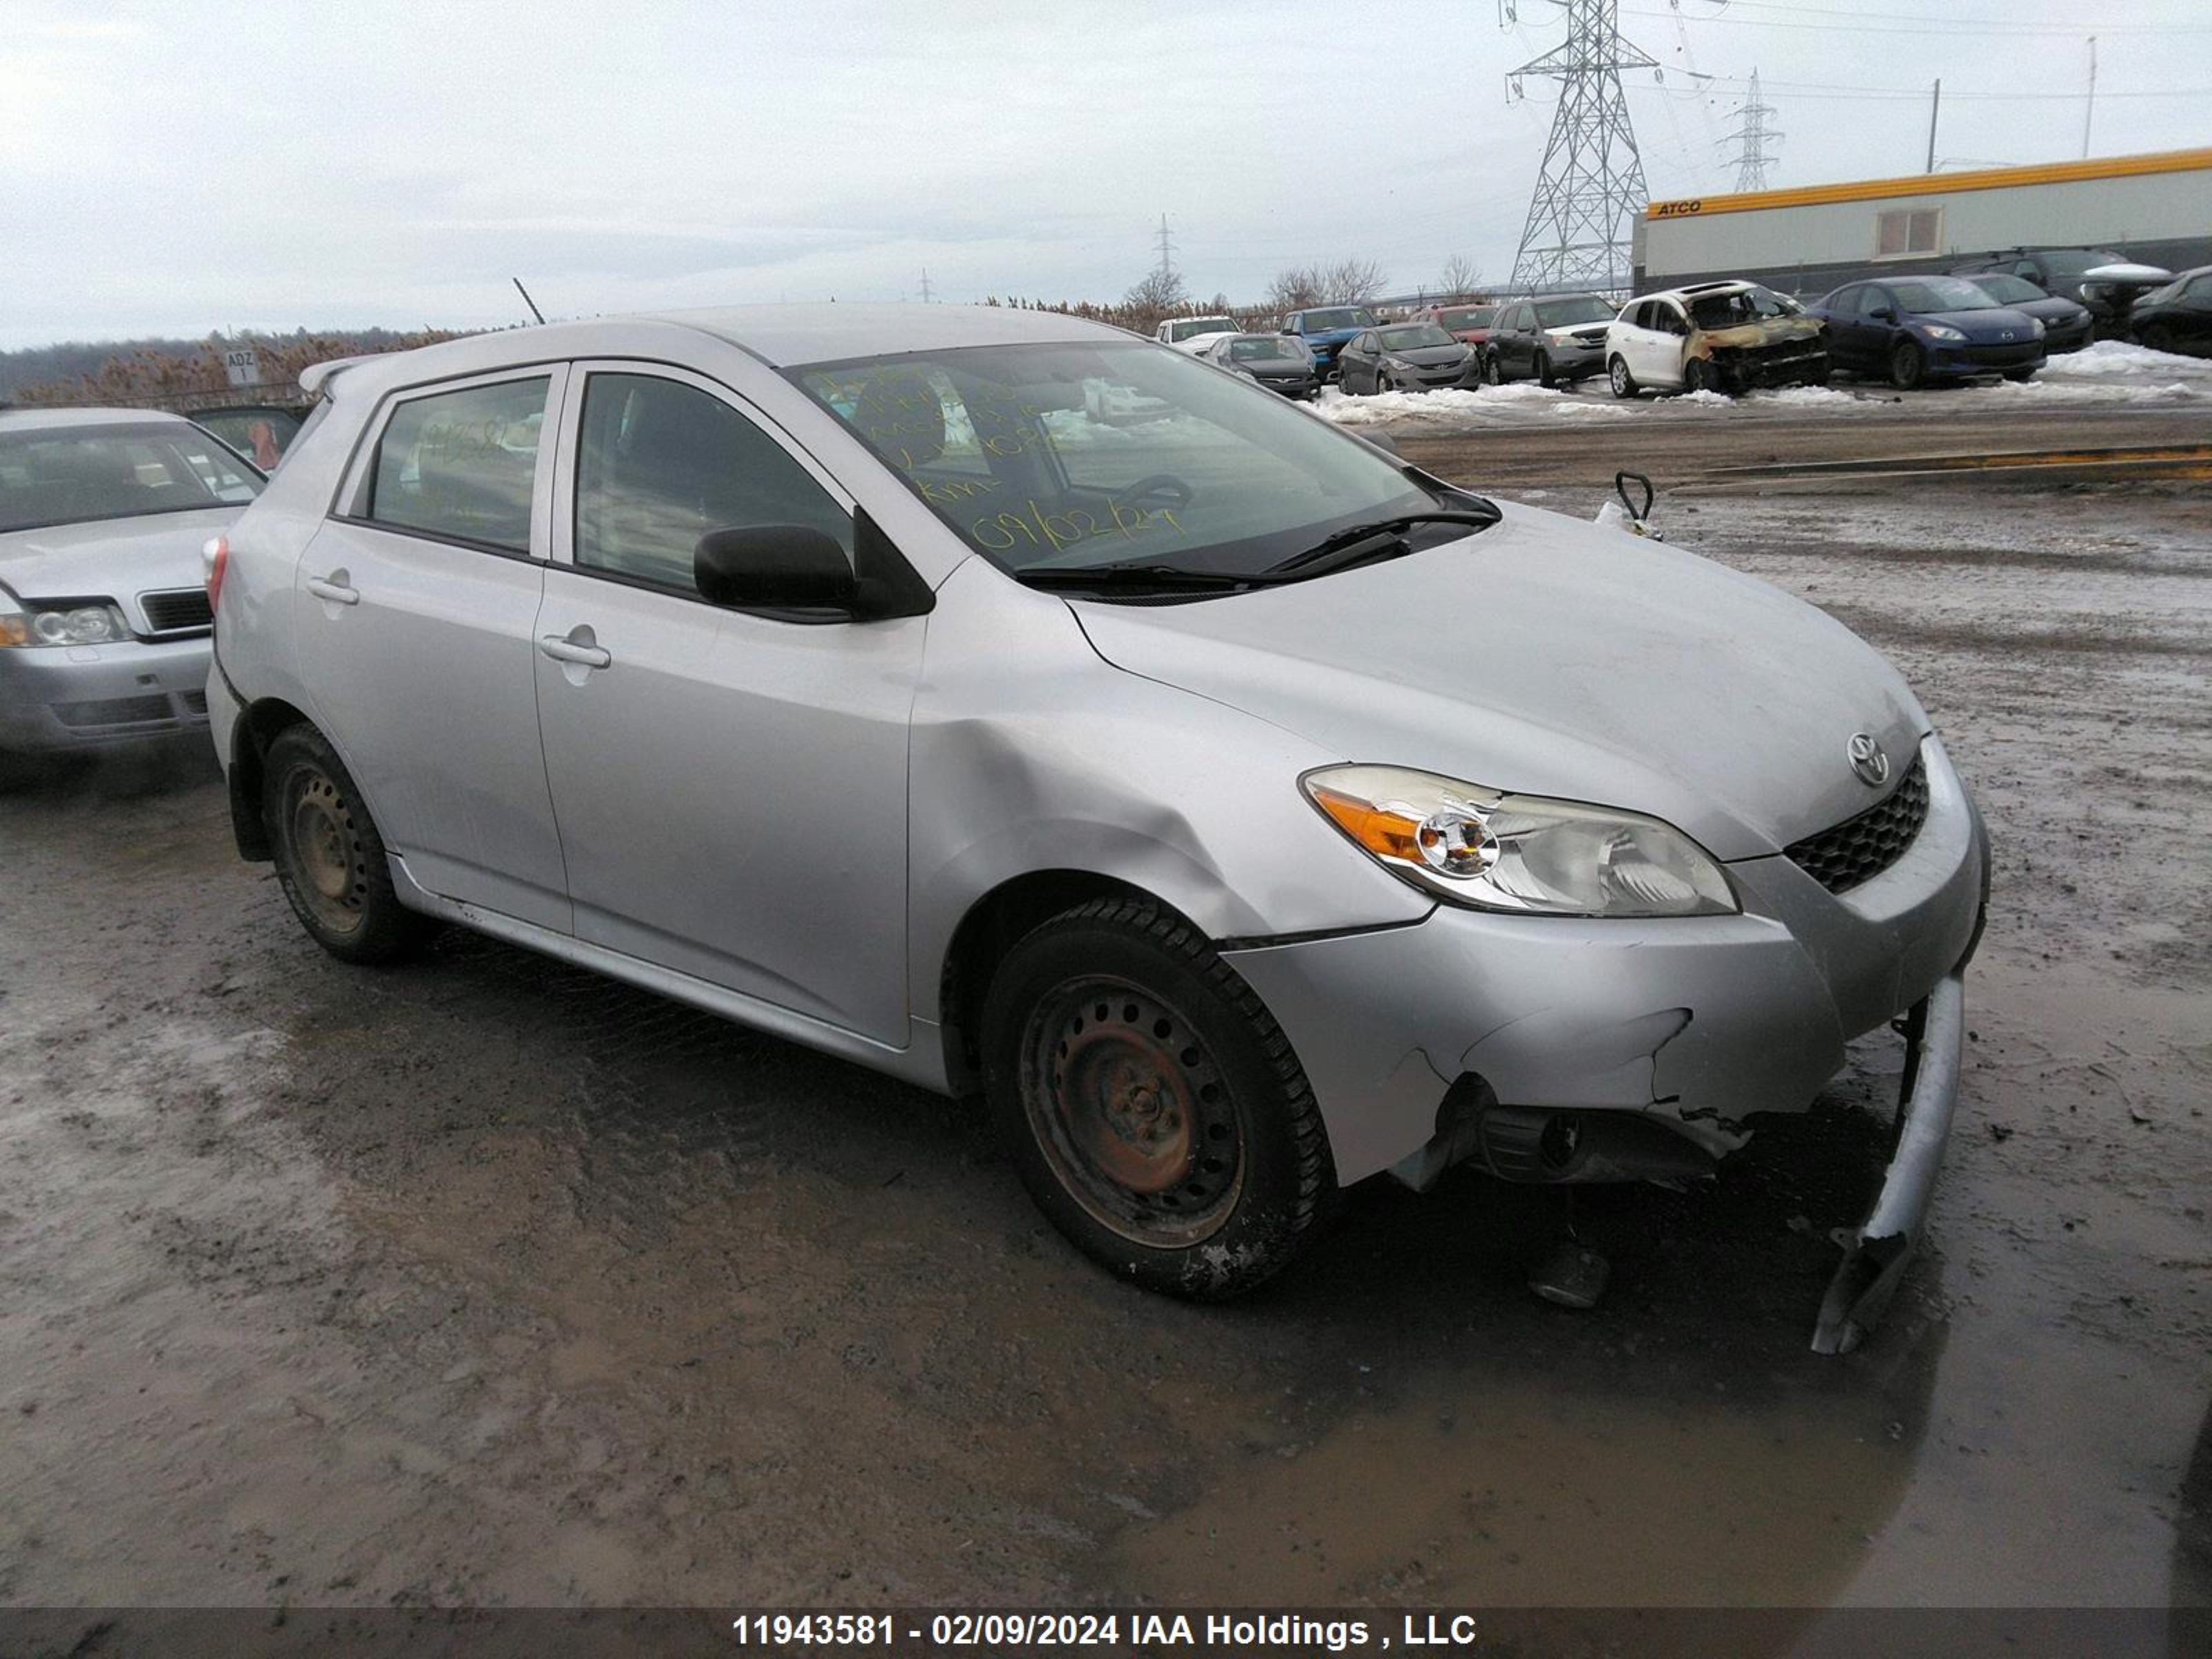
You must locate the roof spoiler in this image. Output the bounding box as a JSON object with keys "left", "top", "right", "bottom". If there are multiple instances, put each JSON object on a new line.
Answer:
{"left": 297, "top": 355, "right": 373, "bottom": 400}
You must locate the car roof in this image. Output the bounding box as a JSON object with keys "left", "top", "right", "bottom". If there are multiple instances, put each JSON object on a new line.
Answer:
{"left": 304, "top": 303, "right": 1132, "bottom": 402}
{"left": 0, "top": 406, "right": 206, "bottom": 433}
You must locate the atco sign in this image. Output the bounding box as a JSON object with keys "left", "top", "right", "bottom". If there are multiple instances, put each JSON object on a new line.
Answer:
{"left": 1650, "top": 199, "right": 1705, "bottom": 218}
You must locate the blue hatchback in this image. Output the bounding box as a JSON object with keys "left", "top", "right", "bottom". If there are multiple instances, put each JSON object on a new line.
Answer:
{"left": 1808, "top": 275, "right": 2045, "bottom": 388}
{"left": 1280, "top": 306, "right": 1382, "bottom": 381}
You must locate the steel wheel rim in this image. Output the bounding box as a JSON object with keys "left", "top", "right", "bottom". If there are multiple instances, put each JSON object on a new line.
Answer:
{"left": 1611, "top": 359, "right": 1630, "bottom": 396}
{"left": 286, "top": 767, "right": 367, "bottom": 934}
{"left": 1020, "top": 975, "right": 1244, "bottom": 1246}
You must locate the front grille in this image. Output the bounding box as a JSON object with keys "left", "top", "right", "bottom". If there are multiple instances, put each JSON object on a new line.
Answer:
{"left": 1786, "top": 756, "right": 1930, "bottom": 894}
{"left": 140, "top": 589, "right": 214, "bottom": 633}
{"left": 53, "top": 694, "right": 175, "bottom": 729}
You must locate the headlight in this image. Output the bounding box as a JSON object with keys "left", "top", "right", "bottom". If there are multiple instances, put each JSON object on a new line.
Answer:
{"left": 1302, "top": 764, "right": 1737, "bottom": 917}
{"left": 0, "top": 597, "right": 131, "bottom": 648}
{"left": 2030, "top": 317, "right": 2046, "bottom": 337}
{"left": 1918, "top": 323, "right": 1967, "bottom": 343}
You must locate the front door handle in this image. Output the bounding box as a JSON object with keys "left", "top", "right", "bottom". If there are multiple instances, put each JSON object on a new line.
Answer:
{"left": 306, "top": 574, "right": 359, "bottom": 606}
{"left": 539, "top": 632, "right": 612, "bottom": 670}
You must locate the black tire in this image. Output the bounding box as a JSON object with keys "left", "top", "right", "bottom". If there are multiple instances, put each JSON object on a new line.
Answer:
{"left": 1533, "top": 351, "right": 1555, "bottom": 388}
{"left": 2138, "top": 323, "right": 2175, "bottom": 354}
{"left": 980, "top": 897, "right": 1334, "bottom": 1299}
{"left": 0, "top": 749, "right": 41, "bottom": 794}
{"left": 2003, "top": 366, "right": 2038, "bottom": 383}
{"left": 1608, "top": 355, "right": 1638, "bottom": 399}
{"left": 1482, "top": 352, "right": 1503, "bottom": 386}
{"left": 1683, "top": 358, "right": 1718, "bottom": 396}
{"left": 263, "top": 724, "right": 433, "bottom": 964}
{"left": 1374, "top": 368, "right": 1396, "bottom": 395}
{"left": 1888, "top": 338, "right": 1926, "bottom": 391}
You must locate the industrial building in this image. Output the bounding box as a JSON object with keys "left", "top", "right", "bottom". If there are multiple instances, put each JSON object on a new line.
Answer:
{"left": 1633, "top": 146, "right": 2212, "bottom": 299}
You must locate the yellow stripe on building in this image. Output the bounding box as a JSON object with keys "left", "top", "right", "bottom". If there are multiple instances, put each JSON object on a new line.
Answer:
{"left": 1645, "top": 146, "right": 2212, "bottom": 221}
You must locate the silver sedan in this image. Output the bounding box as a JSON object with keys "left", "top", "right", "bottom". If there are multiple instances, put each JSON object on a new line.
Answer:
{"left": 1, "top": 408, "right": 261, "bottom": 778}
{"left": 207, "top": 306, "right": 1985, "bottom": 1349}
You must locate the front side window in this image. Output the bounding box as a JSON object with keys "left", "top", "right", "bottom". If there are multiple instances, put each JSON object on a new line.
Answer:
{"left": 796, "top": 341, "right": 1436, "bottom": 581}
{"left": 0, "top": 423, "right": 261, "bottom": 533}
{"left": 574, "top": 373, "right": 851, "bottom": 593}
{"left": 368, "top": 377, "right": 550, "bottom": 553}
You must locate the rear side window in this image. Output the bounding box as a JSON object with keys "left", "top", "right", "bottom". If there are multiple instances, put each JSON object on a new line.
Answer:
{"left": 368, "top": 377, "right": 550, "bottom": 553}
{"left": 574, "top": 373, "right": 851, "bottom": 594}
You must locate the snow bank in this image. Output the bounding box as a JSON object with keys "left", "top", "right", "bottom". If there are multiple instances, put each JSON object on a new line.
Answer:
{"left": 1315, "top": 385, "right": 1630, "bottom": 427}
{"left": 2036, "top": 339, "right": 2212, "bottom": 382}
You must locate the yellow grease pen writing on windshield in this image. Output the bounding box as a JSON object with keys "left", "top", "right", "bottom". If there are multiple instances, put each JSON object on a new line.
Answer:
{"left": 971, "top": 498, "right": 1186, "bottom": 556}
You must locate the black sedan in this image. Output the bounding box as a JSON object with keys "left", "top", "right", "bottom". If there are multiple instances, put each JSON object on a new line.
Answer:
{"left": 1808, "top": 275, "right": 2045, "bottom": 388}
{"left": 1954, "top": 273, "right": 2094, "bottom": 354}
{"left": 1335, "top": 322, "right": 1475, "bottom": 395}
{"left": 2128, "top": 266, "right": 2212, "bottom": 358}
{"left": 1196, "top": 332, "right": 1321, "bottom": 398}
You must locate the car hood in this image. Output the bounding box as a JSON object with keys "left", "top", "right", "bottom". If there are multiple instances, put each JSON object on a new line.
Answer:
{"left": 1069, "top": 501, "right": 1928, "bottom": 861}
{"left": 1694, "top": 314, "right": 1826, "bottom": 350}
{"left": 1918, "top": 306, "right": 2039, "bottom": 341}
{"left": 1385, "top": 344, "right": 1470, "bottom": 366}
{"left": 2009, "top": 295, "right": 2089, "bottom": 327}
{"left": 0, "top": 507, "right": 238, "bottom": 603}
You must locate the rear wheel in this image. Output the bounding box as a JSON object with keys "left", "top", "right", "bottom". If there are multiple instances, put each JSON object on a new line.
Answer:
{"left": 1888, "top": 338, "right": 1927, "bottom": 391}
{"left": 981, "top": 897, "right": 1333, "bottom": 1298}
{"left": 264, "top": 724, "right": 433, "bottom": 964}
{"left": 1608, "top": 355, "right": 1638, "bottom": 399}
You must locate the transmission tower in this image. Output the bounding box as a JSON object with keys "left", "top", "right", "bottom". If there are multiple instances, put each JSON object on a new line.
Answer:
{"left": 1502, "top": 0, "right": 1656, "bottom": 294}
{"left": 1723, "top": 68, "right": 1782, "bottom": 193}
{"left": 919, "top": 268, "right": 935, "bottom": 303}
{"left": 1155, "top": 214, "right": 1177, "bottom": 281}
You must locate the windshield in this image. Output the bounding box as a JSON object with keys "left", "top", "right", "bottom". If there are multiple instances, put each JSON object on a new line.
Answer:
{"left": 795, "top": 341, "right": 1441, "bottom": 581}
{"left": 1169, "top": 317, "right": 1235, "bottom": 341}
{"left": 1534, "top": 296, "right": 1615, "bottom": 327}
{"left": 1226, "top": 337, "right": 1304, "bottom": 362}
{"left": 1302, "top": 308, "right": 1378, "bottom": 332}
{"left": 2038, "top": 250, "right": 2122, "bottom": 280}
{"left": 1436, "top": 307, "right": 1495, "bottom": 331}
{"left": 0, "top": 422, "right": 263, "bottom": 533}
{"left": 194, "top": 407, "right": 303, "bottom": 469}
{"left": 1891, "top": 276, "right": 1998, "bottom": 312}
{"left": 1685, "top": 285, "right": 1800, "bottom": 329}
{"left": 1380, "top": 324, "right": 1456, "bottom": 350}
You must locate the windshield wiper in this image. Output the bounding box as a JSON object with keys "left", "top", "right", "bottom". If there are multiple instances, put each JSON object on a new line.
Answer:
{"left": 1262, "top": 509, "right": 1499, "bottom": 578}
{"left": 1011, "top": 562, "right": 1256, "bottom": 591}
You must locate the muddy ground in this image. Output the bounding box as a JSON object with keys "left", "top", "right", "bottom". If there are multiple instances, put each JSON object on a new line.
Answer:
{"left": 2, "top": 398, "right": 2207, "bottom": 1648}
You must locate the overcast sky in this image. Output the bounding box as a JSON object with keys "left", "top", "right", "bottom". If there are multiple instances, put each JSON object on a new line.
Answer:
{"left": 4, "top": 0, "right": 2209, "bottom": 349}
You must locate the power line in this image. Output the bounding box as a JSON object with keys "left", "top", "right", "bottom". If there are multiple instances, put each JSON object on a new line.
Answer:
{"left": 1723, "top": 66, "right": 1781, "bottom": 190}
{"left": 1649, "top": 0, "right": 2210, "bottom": 35}
{"left": 1503, "top": 0, "right": 1656, "bottom": 294}
{"left": 1627, "top": 4, "right": 2212, "bottom": 38}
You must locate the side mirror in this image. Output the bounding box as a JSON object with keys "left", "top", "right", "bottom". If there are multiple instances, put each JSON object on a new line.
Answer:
{"left": 1871, "top": 307, "right": 1898, "bottom": 323}
{"left": 695, "top": 525, "right": 856, "bottom": 611}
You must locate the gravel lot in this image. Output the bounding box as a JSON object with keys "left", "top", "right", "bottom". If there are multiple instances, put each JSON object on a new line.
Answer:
{"left": 3, "top": 396, "right": 2206, "bottom": 1635}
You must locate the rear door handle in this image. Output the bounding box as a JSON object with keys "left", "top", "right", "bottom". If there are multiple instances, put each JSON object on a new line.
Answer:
{"left": 539, "top": 633, "right": 612, "bottom": 670}
{"left": 306, "top": 574, "right": 359, "bottom": 606}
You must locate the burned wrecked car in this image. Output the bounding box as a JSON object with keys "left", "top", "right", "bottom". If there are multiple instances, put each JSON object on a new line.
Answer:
{"left": 209, "top": 305, "right": 1985, "bottom": 1350}
{"left": 1607, "top": 281, "right": 1828, "bottom": 398}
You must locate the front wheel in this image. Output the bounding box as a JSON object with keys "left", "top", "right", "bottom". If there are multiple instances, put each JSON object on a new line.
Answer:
{"left": 1608, "top": 355, "right": 1638, "bottom": 399}
{"left": 1533, "top": 351, "right": 1555, "bottom": 388}
{"left": 264, "top": 724, "right": 433, "bottom": 964}
{"left": 981, "top": 897, "right": 1334, "bottom": 1298}
{"left": 1888, "top": 338, "right": 1927, "bottom": 391}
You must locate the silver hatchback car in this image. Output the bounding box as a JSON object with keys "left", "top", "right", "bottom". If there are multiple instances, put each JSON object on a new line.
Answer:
{"left": 209, "top": 306, "right": 1986, "bottom": 1349}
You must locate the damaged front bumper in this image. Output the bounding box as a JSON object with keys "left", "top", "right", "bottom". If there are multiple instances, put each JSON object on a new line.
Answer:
{"left": 1222, "top": 733, "right": 1987, "bottom": 1349}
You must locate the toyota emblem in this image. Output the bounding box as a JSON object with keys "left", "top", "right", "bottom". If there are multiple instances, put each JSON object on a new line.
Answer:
{"left": 1848, "top": 732, "right": 1890, "bottom": 787}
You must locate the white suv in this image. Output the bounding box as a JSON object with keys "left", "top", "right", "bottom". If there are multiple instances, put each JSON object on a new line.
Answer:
{"left": 1155, "top": 315, "right": 1239, "bottom": 353}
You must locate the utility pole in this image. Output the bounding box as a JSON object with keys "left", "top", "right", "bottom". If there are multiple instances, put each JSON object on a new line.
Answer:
{"left": 1723, "top": 67, "right": 1781, "bottom": 193}
{"left": 1925, "top": 79, "right": 1941, "bottom": 174}
{"left": 1501, "top": 0, "right": 1658, "bottom": 295}
{"left": 2081, "top": 36, "right": 2098, "bottom": 159}
{"left": 919, "top": 269, "right": 935, "bottom": 303}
